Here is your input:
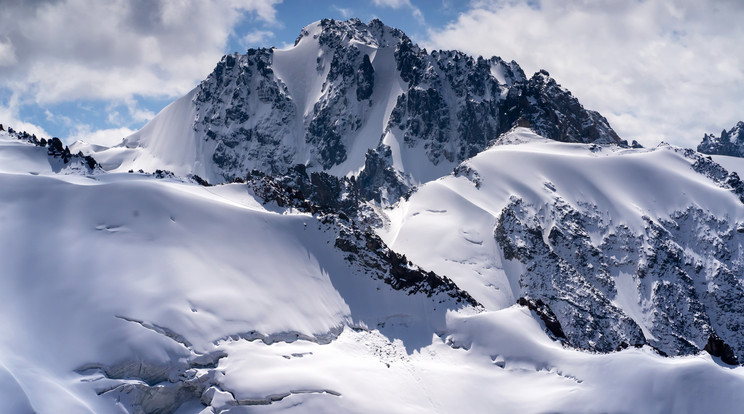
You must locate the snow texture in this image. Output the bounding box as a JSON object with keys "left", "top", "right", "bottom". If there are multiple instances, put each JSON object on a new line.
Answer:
{"left": 4, "top": 124, "right": 744, "bottom": 413}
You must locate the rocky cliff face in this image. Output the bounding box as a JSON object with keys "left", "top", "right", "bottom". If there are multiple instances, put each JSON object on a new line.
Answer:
{"left": 496, "top": 192, "right": 744, "bottom": 360}
{"left": 499, "top": 69, "right": 622, "bottom": 145}
{"left": 698, "top": 121, "right": 744, "bottom": 157}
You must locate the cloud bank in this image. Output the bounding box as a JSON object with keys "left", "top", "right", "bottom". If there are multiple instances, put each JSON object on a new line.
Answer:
{"left": 426, "top": 0, "right": 744, "bottom": 147}
{"left": 0, "top": 0, "right": 281, "bottom": 134}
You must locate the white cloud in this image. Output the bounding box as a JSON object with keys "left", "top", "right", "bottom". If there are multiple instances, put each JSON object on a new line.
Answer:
{"left": 372, "top": 0, "right": 425, "bottom": 24}
{"left": 67, "top": 125, "right": 135, "bottom": 147}
{"left": 124, "top": 99, "right": 156, "bottom": 124}
{"left": 233, "top": 0, "right": 281, "bottom": 24}
{"left": 0, "top": 0, "right": 282, "bottom": 106}
{"left": 0, "top": 38, "right": 16, "bottom": 67}
{"left": 425, "top": 0, "right": 744, "bottom": 148}
{"left": 332, "top": 5, "right": 354, "bottom": 19}
{"left": 0, "top": 103, "right": 49, "bottom": 138}
{"left": 44, "top": 109, "right": 74, "bottom": 128}
{"left": 372, "top": 0, "right": 409, "bottom": 7}
{"left": 241, "top": 30, "right": 275, "bottom": 48}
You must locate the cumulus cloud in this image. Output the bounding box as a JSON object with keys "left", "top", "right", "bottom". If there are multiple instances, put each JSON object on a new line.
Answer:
{"left": 332, "top": 5, "right": 354, "bottom": 19}
{"left": 426, "top": 0, "right": 744, "bottom": 147}
{"left": 104, "top": 98, "right": 156, "bottom": 127}
{"left": 241, "top": 30, "right": 275, "bottom": 49}
{"left": 67, "top": 125, "right": 136, "bottom": 147}
{"left": 0, "top": 0, "right": 281, "bottom": 105}
{"left": 0, "top": 103, "right": 48, "bottom": 138}
{"left": 0, "top": 38, "right": 17, "bottom": 67}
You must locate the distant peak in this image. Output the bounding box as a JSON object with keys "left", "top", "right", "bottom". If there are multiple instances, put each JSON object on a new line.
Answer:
{"left": 698, "top": 120, "right": 744, "bottom": 157}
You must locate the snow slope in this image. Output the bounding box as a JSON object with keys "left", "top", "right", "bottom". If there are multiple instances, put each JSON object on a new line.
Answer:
{"left": 4, "top": 125, "right": 744, "bottom": 413}
{"left": 0, "top": 132, "right": 459, "bottom": 412}
{"left": 379, "top": 128, "right": 744, "bottom": 356}
{"left": 711, "top": 153, "right": 744, "bottom": 178}
{"left": 84, "top": 88, "right": 220, "bottom": 180}
{"left": 381, "top": 128, "right": 744, "bottom": 305}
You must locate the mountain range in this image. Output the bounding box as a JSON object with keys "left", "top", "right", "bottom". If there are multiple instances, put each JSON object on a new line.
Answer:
{"left": 3, "top": 18, "right": 744, "bottom": 414}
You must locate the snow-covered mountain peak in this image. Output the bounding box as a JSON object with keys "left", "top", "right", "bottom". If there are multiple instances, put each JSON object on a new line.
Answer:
{"left": 86, "top": 18, "right": 625, "bottom": 201}
{"left": 294, "top": 18, "right": 403, "bottom": 50}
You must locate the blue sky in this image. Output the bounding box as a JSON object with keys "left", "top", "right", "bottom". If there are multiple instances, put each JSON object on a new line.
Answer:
{"left": 231, "top": 1, "right": 466, "bottom": 50}
{"left": 0, "top": 0, "right": 742, "bottom": 148}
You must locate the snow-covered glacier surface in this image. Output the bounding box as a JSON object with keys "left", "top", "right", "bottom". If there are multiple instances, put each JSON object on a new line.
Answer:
{"left": 4, "top": 126, "right": 744, "bottom": 413}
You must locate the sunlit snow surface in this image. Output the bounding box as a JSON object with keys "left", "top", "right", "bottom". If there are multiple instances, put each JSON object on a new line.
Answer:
{"left": 3, "top": 130, "right": 744, "bottom": 413}
{"left": 380, "top": 128, "right": 744, "bottom": 311}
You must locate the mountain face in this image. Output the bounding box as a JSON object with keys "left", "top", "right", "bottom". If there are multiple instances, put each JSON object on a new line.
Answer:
{"left": 6, "top": 18, "right": 744, "bottom": 414}
{"left": 105, "top": 18, "right": 622, "bottom": 197}
{"left": 380, "top": 130, "right": 744, "bottom": 363}
{"left": 493, "top": 149, "right": 744, "bottom": 360}
{"left": 698, "top": 121, "right": 744, "bottom": 157}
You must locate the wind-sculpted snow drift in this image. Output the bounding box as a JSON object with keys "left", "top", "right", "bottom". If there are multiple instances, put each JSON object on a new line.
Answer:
{"left": 5, "top": 18, "right": 744, "bottom": 414}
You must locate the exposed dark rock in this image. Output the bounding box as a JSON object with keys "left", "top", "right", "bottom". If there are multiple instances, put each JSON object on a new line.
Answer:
{"left": 193, "top": 49, "right": 296, "bottom": 176}
{"left": 243, "top": 168, "right": 478, "bottom": 306}
{"left": 698, "top": 121, "right": 744, "bottom": 157}
{"left": 356, "top": 54, "right": 375, "bottom": 101}
{"left": 83, "top": 155, "right": 97, "bottom": 169}
{"left": 517, "top": 297, "right": 567, "bottom": 341}
{"left": 495, "top": 197, "right": 646, "bottom": 353}
{"left": 391, "top": 88, "right": 450, "bottom": 150}
{"left": 394, "top": 35, "right": 424, "bottom": 86}
{"left": 3, "top": 125, "right": 99, "bottom": 171}
{"left": 494, "top": 190, "right": 744, "bottom": 362}
{"left": 355, "top": 147, "right": 408, "bottom": 203}
{"left": 704, "top": 334, "right": 739, "bottom": 365}
{"left": 154, "top": 169, "right": 175, "bottom": 179}
{"left": 682, "top": 147, "right": 744, "bottom": 204}
{"left": 498, "top": 70, "right": 623, "bottom": 145}
{"left": 188, "top": 174, "right": 211, "bottom": 187}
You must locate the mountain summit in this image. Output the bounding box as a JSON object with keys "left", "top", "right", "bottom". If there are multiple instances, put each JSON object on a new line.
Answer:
{"left": 97, "top": 18, "right": 622, "bottom": 196}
